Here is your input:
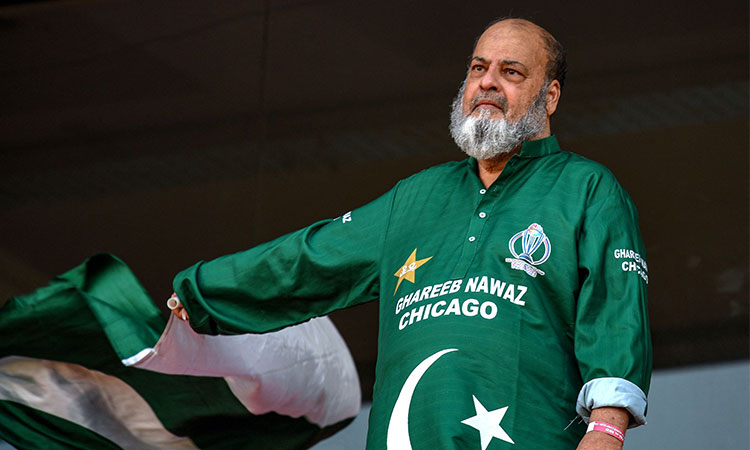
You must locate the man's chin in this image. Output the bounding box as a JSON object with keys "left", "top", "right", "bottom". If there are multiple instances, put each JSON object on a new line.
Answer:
{"left": 460, "top": 145, "right": 515, "bottom": 161}
{"left": 470, "top": 108, "right": 506, "bottom": 120}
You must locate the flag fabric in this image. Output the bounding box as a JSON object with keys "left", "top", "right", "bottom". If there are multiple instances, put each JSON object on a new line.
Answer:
{"left": 0, "top": 253, "right": 360, "bottom": 449}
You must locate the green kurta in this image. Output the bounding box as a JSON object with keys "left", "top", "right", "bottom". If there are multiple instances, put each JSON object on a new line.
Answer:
{"left": 174, "top": 135, "right": 651, "bottom": 450}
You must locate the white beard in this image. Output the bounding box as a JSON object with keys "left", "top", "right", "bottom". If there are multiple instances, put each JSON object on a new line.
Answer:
{"left": 449, "top": 81, "right": 549, "bottom": 160}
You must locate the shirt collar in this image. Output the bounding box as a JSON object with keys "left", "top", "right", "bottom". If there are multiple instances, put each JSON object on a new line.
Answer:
{"left": 518, "top": 134, "right": 561, "bottom": 158}
{"left": 465, "top": 134, "right": 562, "bottom": 170}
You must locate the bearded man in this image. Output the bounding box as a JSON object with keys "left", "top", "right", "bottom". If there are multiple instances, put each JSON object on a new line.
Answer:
{"left": 170, "top": 18, "right": 651, "bottom": 450}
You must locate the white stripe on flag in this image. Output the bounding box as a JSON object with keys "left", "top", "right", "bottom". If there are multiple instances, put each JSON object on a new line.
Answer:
{"left": 129, "top": 315, "right": 362, "bottom": 428}
{"left": 0, "top": 356, "right": 198, "bottom": 450}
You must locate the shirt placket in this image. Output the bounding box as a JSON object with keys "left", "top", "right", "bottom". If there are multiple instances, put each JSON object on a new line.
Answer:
{"left": 450, "top": 158, "right": 518, "bottom": 279}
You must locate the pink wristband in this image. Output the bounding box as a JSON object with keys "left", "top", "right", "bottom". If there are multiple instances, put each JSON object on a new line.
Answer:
{"left": 587, "top": 421, "right": 625, "bottom": 443}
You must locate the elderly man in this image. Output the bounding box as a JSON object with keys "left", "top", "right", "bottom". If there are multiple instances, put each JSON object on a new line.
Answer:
{"left": 171, "top": 18, "right": 651, "bottom": 450}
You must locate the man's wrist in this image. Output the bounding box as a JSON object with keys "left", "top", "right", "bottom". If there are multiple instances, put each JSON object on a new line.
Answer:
{"left": 587, "top": 421, "right": 625, "bottom": 443}
{"left": 577, "top": 408, "right": 628, "bottom": 450}
{"left": 577, "top": 428, "right": 624, "bottom": 450}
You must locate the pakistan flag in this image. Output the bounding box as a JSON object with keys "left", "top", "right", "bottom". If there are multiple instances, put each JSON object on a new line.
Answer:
{"left": 0, "top": 254, "right": 360, "bottom": 449}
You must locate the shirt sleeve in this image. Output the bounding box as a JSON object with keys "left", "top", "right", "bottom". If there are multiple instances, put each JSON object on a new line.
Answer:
{"left": 173, "top": 184, "right": 398, "bottom": 336}
{"left": 574, "top": 171, "right": 652, "bottom": 427}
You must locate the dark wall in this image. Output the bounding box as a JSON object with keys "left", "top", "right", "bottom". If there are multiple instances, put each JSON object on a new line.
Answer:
{"left": 1, "top": 0, "right": 747, "bottom": 399}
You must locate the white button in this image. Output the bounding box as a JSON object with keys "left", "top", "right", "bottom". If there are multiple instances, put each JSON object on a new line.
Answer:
{"left": 479, "top": 212, "right": 487, "bottom": 218}
{"left": 479, "top": 189, "right": 487, "bottom": 195}
{"left": 468, "top": 236, "right": 476, "bottom": 242}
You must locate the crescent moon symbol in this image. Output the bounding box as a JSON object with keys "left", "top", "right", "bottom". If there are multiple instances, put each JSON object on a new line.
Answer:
{"left": 386, "top": 348, "right": 458, "bottom": 450}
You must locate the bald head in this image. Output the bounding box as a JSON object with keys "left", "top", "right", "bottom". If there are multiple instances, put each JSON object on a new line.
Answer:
{"left": 474, "top": 18, "right": 567, "bottom": 89}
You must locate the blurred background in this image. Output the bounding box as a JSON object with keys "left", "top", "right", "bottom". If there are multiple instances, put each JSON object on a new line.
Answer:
{"left": 0, "top": 0, "right": 747, "bottom": 448}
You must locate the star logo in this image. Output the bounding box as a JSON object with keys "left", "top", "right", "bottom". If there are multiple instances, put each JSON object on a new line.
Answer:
{"left": 393, "top": 248, "right": 432, "bottom": 295}
{"left": 461, "top": 395, "right": 514, "bottom": 449}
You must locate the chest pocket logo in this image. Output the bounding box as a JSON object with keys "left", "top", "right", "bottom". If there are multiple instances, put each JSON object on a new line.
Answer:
{"left": 505, "top": 223, "right": 551, "bottom": 277}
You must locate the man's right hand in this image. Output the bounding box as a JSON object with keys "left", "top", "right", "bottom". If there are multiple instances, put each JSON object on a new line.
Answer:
{"left": 167, "top": 293, "right": 189, "bottom": 321}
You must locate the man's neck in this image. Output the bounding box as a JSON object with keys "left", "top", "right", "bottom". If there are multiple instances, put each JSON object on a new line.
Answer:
{"left": 476, "top": 130, "right": 552, "bottom": 187}
{"left": 477, "top": 148, "right": 520, "bottom": 188}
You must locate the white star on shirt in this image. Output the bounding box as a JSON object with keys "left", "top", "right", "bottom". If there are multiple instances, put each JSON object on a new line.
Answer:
{"left": 461, "top": 395, "right": 515, "bottom": 449}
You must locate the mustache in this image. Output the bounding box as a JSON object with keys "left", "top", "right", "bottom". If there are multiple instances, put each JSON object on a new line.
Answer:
{"left": 469, "top": 92, "right": 508, "bottom": 113}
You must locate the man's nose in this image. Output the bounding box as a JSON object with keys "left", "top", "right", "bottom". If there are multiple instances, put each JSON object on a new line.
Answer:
{"left": 479, "top": 67, "right": 501, "bottom": 91}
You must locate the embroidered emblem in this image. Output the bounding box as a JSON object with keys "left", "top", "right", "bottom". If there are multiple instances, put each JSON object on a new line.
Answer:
{"left": 505, "top": 223, "right": 551, "bottom": 277}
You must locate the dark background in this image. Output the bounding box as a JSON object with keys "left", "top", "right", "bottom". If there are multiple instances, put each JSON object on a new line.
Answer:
{"left": 1, "top": 0, "right": 747, "bottom": 400}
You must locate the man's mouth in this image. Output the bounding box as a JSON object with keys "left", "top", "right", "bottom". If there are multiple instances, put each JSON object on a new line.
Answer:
{"left": 474, "top": 102, "right": 500, "bottom": 111}
{"left": 470, "top": 98, "right": 505, "bottom": 114}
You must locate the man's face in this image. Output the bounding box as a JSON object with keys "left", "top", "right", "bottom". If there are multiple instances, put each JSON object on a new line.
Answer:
{"left": 449, "top": 21, "right": 556, "bottom": 160}
{"left": 462, "top": 21, "right": 551, "bottom": 125}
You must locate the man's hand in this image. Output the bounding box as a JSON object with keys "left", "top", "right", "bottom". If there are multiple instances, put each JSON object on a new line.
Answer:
{"left": 576, "top": 407, "right": 629, "bottom": 450}
{"left": 167, "top": 293, "right": 189, "bottom": 321}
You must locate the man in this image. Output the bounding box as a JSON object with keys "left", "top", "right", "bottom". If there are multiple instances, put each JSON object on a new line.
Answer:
{"left": 171, "top": 18, "right": 651, "bottom": 449}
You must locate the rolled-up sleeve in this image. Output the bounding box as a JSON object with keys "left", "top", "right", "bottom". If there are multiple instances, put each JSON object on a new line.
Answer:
{"left": 574, "top": 172, "right": 652, "bottom": 427}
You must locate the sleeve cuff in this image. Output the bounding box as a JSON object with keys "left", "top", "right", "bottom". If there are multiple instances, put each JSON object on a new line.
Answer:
{"left": 576, "top": 377, "right": 648, "bottom": 428}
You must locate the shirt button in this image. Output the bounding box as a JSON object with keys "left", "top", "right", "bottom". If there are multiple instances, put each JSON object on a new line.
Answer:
{"left": 468, "top": 236, "right": 476, "bottom": 242}
{"left": 478, "top": 212, "right": 487, "bottom": 218}
{"left": 479, "top": 189, "right": 487, "bottom": 195}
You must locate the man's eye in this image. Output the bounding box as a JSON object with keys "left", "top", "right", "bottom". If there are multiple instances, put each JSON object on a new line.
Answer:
{"left": 504, "top": 69, "right": 524, "bottom": 79}
{"left": 472, "top": 65, "right": 484, "bottom": 72}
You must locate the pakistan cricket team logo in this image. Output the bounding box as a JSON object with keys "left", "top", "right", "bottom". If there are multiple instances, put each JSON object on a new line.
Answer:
{"left": 505, "top": 223, "right": 551, "bottom": 278}
{"left": 393, "top": 248, "right": 433, "bottom": 295}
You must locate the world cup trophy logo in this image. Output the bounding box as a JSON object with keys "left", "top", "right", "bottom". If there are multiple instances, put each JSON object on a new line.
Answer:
{"left": 505, "top": 223, "right": 551, "bottom": 277}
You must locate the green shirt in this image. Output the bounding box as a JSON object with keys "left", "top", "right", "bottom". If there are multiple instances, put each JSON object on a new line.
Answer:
{"left": 174, "top": 135, "right": 652, "bottom": 450}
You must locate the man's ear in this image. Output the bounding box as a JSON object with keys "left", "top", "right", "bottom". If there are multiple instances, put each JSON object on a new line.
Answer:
{"left": 545, "top": 79, "right": 561, "bottom": 116}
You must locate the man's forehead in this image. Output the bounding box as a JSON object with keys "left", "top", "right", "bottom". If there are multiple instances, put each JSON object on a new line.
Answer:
{"left": 472, "top": 20, "right": 548, "bottom": 68}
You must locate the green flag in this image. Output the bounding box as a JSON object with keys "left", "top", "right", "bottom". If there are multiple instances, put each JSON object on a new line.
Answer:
{"left": 0, "top": 254, "right": 359, "bottom": 449}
